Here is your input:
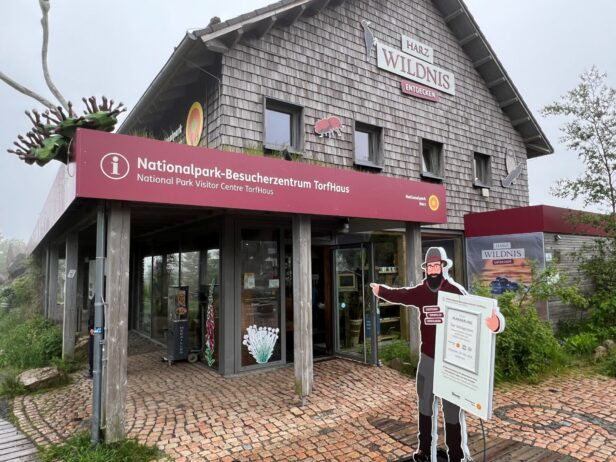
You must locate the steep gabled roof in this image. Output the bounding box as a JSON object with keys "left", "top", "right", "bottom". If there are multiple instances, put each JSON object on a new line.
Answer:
{"left": 120, "top": 0, "right": 552, "bottom": 158}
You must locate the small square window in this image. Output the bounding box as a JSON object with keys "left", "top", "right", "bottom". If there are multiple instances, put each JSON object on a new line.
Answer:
{"left": 354, "top": 122, "right": 383, "bottom": 169}
{"left": 421, "top": 139, "right": 443, "bottom": 180}
{"left": 473, "top": 152, "right": 491, "bottom": 187}
{"left": 264, "top": 98, "right": 303, "bottom": 153}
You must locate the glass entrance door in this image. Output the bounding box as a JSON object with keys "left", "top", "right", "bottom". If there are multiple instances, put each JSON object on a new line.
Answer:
{"left": 333, "top": 244, "right": 377, "bottom": 364}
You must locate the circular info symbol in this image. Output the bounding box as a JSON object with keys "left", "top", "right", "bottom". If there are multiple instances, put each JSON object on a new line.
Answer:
{"left": 100, "top": 152, "right": 130, "bottom": 180}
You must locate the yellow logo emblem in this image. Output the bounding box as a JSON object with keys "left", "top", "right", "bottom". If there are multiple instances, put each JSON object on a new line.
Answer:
{"left": 428, "top": 195, "right": 440, "bottom": 211}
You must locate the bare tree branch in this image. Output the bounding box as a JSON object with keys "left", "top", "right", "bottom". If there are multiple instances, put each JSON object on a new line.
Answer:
{"left": 0, "top": 70, "right": 56, "bottom": 110}
{"left": 39, "top": 0, "right": 69, "bottom": 112}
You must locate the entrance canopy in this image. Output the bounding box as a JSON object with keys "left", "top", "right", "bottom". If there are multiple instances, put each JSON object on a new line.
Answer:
{"left": 30, "top": 129, "right": 447, "bottom": 251}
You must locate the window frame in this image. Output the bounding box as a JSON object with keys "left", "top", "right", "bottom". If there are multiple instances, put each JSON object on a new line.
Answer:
{"left": 420, "top": 138, "right": 444, "bottom": 181}
{"left": 473, "top": 151, "right": 492, "bottom": 188}
{"left": 353, "top": 121, "right": 383, "bottom": 170}
{"left": 263, "top": 97, "right": 304, "bottom": 154}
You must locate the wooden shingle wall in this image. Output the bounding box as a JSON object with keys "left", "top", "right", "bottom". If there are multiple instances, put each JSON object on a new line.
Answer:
{"left": 544, "top": 232, "right": 599, "bottom": 328}
{"left": 216, "top": 0, "right": 532, "bottom": 230}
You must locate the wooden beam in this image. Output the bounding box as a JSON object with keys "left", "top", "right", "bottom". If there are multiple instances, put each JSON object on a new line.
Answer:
{"left": 253, "top": 16, "right": 277, "bottom": 39}
{"left": 511, "top": 116, "right": 531, "bottom": 126}
{"left": 487, "top": 76, "right": 507, "bottom": 88}
{"left": 306, "top": 0, "right": 331, "bottom": 16}
{"left": 279, "top": 4, "right": 307, "bottom": 27}
{"left": 473, "top": 55, "right": 493, "bottom": 68}
{"left": 524, "top": 134, "right": 542, "bottom": 143}
{"left": 104, "top": 202, "right": 131, "bottom": 443}
{"left": 205, "top": 39, "right": 229, "bottom": 53}
{"left": 62, "top": 232, "right": 79, "bottom": 360}
{"left": 405, "top": 223, "right": 422, "bottom": 358}
{"left": 526, "top": 143, "right": 551, "bottom": 153}
{"left": 444, "top": 8, "right": 464, "bottom": 23}
{"left": 227, "top": 27, "right": 244, "bottom": 48}
{"left": 499, "top": 97, "right": 519, "bottom": 109}
{"left": 292, "top": 215, "right": 313, "bottom": 401}
{"left": 458, "top": 32, "right": 479, "bottom": 47}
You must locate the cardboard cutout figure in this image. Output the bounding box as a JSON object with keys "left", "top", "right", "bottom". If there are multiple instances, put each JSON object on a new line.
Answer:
{"left": 370, "top": 247, "right": 504, "bottom": 462}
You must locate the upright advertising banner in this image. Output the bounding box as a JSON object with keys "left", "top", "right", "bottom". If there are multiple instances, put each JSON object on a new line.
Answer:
{"left": 433, "top": 292, "right": 500, "bottom": 420}
{"left": 466, "top": 232, "right": 545, "bottom": 294}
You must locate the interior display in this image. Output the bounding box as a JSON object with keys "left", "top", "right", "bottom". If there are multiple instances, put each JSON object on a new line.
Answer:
{"left": 166, "top": 286, "right": 190, "bottom": 364}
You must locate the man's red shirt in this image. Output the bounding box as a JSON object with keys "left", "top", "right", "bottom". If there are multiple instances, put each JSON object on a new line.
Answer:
{"left": 378, "top": 279, "right": 463, "bottom": 358}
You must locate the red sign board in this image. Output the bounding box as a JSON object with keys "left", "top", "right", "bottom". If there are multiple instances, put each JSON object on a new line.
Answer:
{"left": 400, "top": 80, "right": 440, "bottom": 102}
{"left": 73, "top": 129, "right": 447, "bottom": 223}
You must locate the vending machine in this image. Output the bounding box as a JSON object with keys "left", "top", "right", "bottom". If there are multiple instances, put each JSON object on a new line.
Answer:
{"left": 166, "top": 286, "right": 189, "bottom": 365}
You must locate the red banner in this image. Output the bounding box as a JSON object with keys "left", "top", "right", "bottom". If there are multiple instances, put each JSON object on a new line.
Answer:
{"left": 73, "top": 129, "right": 447, "bottom": 223}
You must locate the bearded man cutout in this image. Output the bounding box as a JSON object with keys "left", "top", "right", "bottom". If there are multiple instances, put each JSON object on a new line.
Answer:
{"left": 370, "top": 247, "right": 504, "bottom": 462}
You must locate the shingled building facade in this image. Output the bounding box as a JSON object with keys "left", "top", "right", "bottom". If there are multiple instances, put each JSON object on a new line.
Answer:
{"left": 31, "top": 0, "right": 552, "bottom": 439}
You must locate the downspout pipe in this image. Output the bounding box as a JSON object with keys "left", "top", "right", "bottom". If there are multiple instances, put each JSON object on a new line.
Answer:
{"left": 91, "top": 201, "right": 106, "bottom": 445}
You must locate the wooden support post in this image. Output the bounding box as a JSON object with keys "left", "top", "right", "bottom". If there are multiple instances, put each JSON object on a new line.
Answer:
{"left": 292, "top": 215, "right": 313, "bottom": 401}
{"left": 405, "top": 223, "right": 422, "bottom": 357}
{"left": 104, "top": 202, "right": 131, "bottom": 443}
{"left": 62, "top": 232, "right": 79, "bottom": 360}
{"left": 43, "top": 246, "right": 50, "bottom": 318}
{"left": 221, "top": 215, "right": 235, "bottom": 376}
{"left": 47, "top": 245, "right": 59, "bottom": 322}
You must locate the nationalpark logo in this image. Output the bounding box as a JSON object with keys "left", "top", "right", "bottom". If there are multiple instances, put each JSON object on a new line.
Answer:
{"left": 428, "top": 194, "right": 440, "bottom": 211}
{"left": 100, "top": 152, "right": 130, "bottom": 180}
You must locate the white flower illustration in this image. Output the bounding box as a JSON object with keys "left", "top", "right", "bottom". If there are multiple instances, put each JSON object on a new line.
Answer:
{"left": 242, "top": 325, "right": 280, "bottom": 364}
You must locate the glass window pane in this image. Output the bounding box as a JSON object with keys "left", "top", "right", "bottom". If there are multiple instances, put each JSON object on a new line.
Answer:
{"left": 355, "top": 130, "right": 370, "bottom": 162}
{"left": 181, "top": 251, "right": 200, "bottom": 351}
{"left": 474, "top": 154, "right": 489, "bottom": 183}
{"left": 265, "top": 109, "right": 292, "bottom": 147}
{"left": 422, "top": 142, "right": 441, "bottom": 175}
{"left": 240, "top": 229, "right": 281, "bottom": 367}
{"left": 151, "top": 255, "right": 165, "bottom": 343}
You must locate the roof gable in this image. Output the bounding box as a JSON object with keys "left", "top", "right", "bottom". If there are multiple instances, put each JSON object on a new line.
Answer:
{"left": 120, "top": 0, "right": 552, "bottom": 158}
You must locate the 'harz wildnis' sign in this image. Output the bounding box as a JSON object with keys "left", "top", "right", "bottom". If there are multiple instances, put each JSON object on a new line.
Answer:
{"left": 377, "top": 40, "right": 455, "bottom": 95}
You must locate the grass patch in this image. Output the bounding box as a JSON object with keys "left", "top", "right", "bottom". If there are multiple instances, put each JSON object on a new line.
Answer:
{"left": 40, "top": 432, "right": 167, "bottom": 462}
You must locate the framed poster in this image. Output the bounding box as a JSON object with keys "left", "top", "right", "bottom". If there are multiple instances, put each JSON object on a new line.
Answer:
{"left": 338, "top": 272, "right": 356, "bottom": 291}
{"left": 433, "top": 292, "right": 499, "bottom": 420}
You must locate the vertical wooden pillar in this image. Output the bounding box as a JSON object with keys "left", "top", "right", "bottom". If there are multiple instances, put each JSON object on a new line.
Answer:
{"left": 62, "top": 232, "right": 79, "bottom": 360}
{"left": 104, "top": 202, "right": 131, "bottom": 443}
{"left": 292, "top": 215, "right": 313, "bottom": 400}
{"left": 221, "top": 215, "right": 235, "bottom": 375}
{"left": 405, "top": 223, "right": 422, "bottom": 357}
{"left": 43, "top": 246, "right": 51, "bottom": 318}
{"left": 48, "top": 245, "right": 59, "bottom": 322}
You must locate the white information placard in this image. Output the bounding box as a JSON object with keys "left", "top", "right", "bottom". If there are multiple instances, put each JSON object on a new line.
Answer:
{"left": 433, "top": 292, "right": 498, "bottom": 420}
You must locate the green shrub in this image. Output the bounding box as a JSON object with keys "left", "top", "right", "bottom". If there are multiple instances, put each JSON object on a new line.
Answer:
{"left": 0, "top": 315, "right": 62, "bottom": 370}
{"left": 495, "top": 291, "right": 566, "bottom": 383}
{"left": 7, "top": 258, "right": 42, "bottom": 317}
{"left": 588, "top": 292, "right": 616, "bottom": 335}
{"left": 379, "top": 340, "right": 418, "bottom": 377}
{"left": 563, "top": 332, "right": 599, "bottom": 356}
{"left": 599, "top": 348, "right": 616, "bottom": 377}
{"left": 40, "top": 431, "right": 166, "bottom": 462}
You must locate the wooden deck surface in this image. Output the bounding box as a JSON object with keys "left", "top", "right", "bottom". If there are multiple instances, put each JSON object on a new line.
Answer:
{"left": 0, "top": 418, "right": 37, "bottom": 462}
{"left": 369, "top": 417, "right": 579, "bottom": 462}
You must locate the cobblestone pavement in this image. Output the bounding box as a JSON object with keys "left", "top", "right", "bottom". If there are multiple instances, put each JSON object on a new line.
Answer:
{"left": 10, "top": 351, "right": 616, "bottom": 461}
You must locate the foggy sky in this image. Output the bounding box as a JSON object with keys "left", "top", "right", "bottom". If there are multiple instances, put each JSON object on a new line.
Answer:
{"left": 1, "top": 0, "right": 614, "bottom": 241}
